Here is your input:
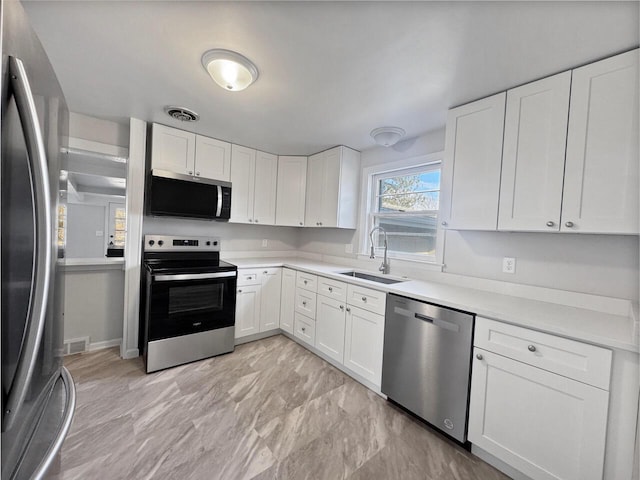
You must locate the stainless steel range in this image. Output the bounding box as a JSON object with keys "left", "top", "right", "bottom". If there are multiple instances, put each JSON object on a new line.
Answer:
{"left": 140, "top": 235, "right": 237, "bottom": 373}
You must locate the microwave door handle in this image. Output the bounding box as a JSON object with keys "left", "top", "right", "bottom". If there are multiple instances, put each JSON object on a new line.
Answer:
{"left": 216, "top": 185, "right": 222, "bottom": 217}
{"left": 3, "top": 56, "right": 53, "bottom": 432}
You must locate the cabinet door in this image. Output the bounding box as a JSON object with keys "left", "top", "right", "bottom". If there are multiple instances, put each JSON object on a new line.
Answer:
{"left": 194, "top": 135, "right": 231, "bottom": 181}
{"left": 229, "top": 144, "right": 256, "bottom": 223}
{"left": 319, "top": 147, "right": 341, "bottom": 228}
{"left": 235, "top": 284, "right": 261, "bottom": 338}
{"left": 315, "top": 295, "right": 346, "bottom": 363}
{"left": 498, "top": 72, "right": 571, "bottom": 232}
{"left": 279, "top": 268, "right": 296, "bottom": 334}
{"left": 259, "top": 268, "right": 282, "bottom": 332}
{"left": 562, "top": 49, "right": 639, "bottom": 234}
{"left": 276, "top": 156, "right": 307, "bottom": 226}
{"left": 344, "top": 305, "right": 384, "bottom": 386}
{"left": 440, "top": 93, "right": 506, "bottom": 230}
{"left": 305, "top": 152, "right": 324, "bottom": 227}
{"left": 151, "top": 123, "right": 195, "bottom": 175}
{"left": 469, "top": 348, "right": 609, "bottom": 480}
{"left": 253, "top": 151, "right": 278, "bottom": 225}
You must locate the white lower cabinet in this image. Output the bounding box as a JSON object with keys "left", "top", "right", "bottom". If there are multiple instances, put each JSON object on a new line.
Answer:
{"left": 279, "top": 268, "right": 296, "bottom": 334}
{"left": 235, "top": 284, "right": 261, "bottom": 338}
{"left": 469, "top": 317, "right": 611, "bottom": 480}
{"left": 294, "top": 312, "right": 315, "bottom": 346}
{"left": 259, "top": 268, "right": 281, "bottom": 331}
{"left": 315, "top": 295, "right": 346, "bottom": 363}
{"left": 343, "top": 305, "right": 384, "bottom": 386}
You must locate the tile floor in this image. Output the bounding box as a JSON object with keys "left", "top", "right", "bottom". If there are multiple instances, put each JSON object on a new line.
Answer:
{"left": 48, "top": 335, "right": 509, "bottom": 480}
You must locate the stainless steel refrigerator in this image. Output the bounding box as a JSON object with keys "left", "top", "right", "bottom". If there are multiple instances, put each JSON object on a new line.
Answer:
{"left": 1, "top": 0, "right": 75, "bottom": 478}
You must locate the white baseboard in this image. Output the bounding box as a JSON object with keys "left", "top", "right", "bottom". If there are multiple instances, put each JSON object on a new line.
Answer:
{"left": 88, "top": 338, "right": 122, "bottom": 352}
{"left": 471, "top": 445, "right": 532, "bottom": 480}
{"left": 122, "top": 348, "right": 139, "bottom": 359}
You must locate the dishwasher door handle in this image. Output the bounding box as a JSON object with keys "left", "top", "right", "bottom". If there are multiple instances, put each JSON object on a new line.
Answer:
{"left": 415, "top": 312, "right": 460, "bottom": 333}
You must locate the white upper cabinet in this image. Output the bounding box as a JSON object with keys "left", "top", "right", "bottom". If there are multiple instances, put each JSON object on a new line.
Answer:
{"left": 498, "top": 72, "right": 571, "bottom": 232}
{"left": 275, "top": 156, "right": 307, "bottom": 226}
{"left": 440, "top": 93, "right": 506, "bottom": 230}
{"left": 194, "top": 135, "right": 232, "bottom": 181}
{"left": 230, "top": 146, "right": 278, "bottom": 225}
{"left": 562, "top": 49, "right": 639, "bottom": 234}
{"left": 230, "top": 144, "right": 256, "bottom": 223}
{"left": 151, "top": 123, "right": 231, "bottom": 182}
{"left": 253, "top": 151, "right": 278, "bottom": 225}
{"left": 151, "top": 123, "right": 196, "bottom": 175}
{"left": 305, "top": 146, "right": 360, "bottom": 229}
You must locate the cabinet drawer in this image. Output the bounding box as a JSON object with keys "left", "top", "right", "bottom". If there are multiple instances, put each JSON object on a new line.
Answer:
{"left": 346, "top": 284, "right": 386, "bottom": 316}
{"left": 237, "top": 269, "right": 261, "bottom": 286}
{"left": 317, "top": 277, "right": 347, "bottom": 302}
{"left": 294, "top": 313, "right": 315, "bottom": 347}
{"left": 295, "top": 288, "right": 317, "bottom": 319}
{"left": 296, "top": 271, "right": 318, "bottom": 292}
{"left": 475, "top": 317, "right": 612, "bottom": 390}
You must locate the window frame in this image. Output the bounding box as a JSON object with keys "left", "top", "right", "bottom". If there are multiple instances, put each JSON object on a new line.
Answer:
{"left": 359, "top": 151, "right": 445, "bottom": 266}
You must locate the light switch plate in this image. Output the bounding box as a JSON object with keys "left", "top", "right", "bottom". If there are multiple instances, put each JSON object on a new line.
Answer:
{"left": 96, "top": 230, "right": 104, "bottom": 237}
{"left": 502, "top": 257, "right": 516, "bottom": 274}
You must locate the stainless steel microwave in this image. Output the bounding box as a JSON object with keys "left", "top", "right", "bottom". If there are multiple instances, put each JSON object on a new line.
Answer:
{"left": 147, "top": 169, "right": 231, "bottom": 220}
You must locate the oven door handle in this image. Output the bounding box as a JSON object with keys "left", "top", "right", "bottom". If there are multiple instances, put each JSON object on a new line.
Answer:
{"left": 153, "top": 271, "right": 237, "bottom": 282}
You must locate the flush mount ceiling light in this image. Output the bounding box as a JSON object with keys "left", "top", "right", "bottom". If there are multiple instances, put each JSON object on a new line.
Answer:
{"left": 201, "top": 49, "right": 259, "bottom": 92}
{"left": 370, "top": 127, "right": 406, "bottom": 147}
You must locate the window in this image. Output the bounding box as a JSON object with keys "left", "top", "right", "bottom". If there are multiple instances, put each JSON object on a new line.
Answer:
{"left": 367, "top": 162, "right": 441, "bottom": 261}
{"left": 108, "top": 203, "right": 126, "bottom": 248}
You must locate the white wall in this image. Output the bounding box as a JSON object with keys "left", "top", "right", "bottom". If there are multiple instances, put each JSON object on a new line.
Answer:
{"left": 143, "top": 216, "right": 299, "bottom": 254}
{"left": 299, "top": 128, "right": 640, "bottom": 302}
{"left": 69, "top": 112, "right": 129, "bottom": 147}
{"left": 66, "top": 203, "right": 106, "bottom": 258}
{"left": 63, "top": 268, "right": 124, "bottom": 345}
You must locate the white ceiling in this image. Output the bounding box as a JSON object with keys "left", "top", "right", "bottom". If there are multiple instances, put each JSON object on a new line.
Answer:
{"left": 23, "top": 1, "right": 639, "bottom": 155}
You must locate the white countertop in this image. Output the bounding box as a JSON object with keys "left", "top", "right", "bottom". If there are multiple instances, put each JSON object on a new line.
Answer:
{"left": 59, "top": 257, "right": 125, "bottom": 271}
{"left": 227, "top": 256, "right": 639, "bottom": 353}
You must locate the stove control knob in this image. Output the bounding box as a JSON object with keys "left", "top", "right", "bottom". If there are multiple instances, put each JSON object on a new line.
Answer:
{"left": 214, "top": 241, "right": 218, "bottom": 246}
{"left": 206, "top": 241, "right": 211, "bottom": 246}
{"left": 149, "top": 240, "right": 155, "bottom": 246}
{"left": 158, "top": 240, "right": 164, "bottom": 246}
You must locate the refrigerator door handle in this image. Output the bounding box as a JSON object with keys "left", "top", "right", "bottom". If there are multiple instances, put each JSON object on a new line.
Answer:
{"left": 2, "top": 56, "right": 53, "bottom": 432}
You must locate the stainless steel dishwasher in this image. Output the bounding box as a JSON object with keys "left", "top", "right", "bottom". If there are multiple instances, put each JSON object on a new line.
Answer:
{"left": 382, "top": 293, "right": 475, "bottom": 443}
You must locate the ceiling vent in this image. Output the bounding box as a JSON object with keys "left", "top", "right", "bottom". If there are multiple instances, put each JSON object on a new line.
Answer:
{"left": 164, "top": 106, "right": 200, "bottom": 122}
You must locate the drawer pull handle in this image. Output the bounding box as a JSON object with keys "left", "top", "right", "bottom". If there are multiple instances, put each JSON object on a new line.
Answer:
{"left": 476, "top": 353, "right": 483, "bottom": 360}
{"left": 528, "top": 345, "right": 537, "bottom": 352}
{"left": 328, "top": 287, "right": 333, "bottom": 292}
{"left": 361, "top": 296, "right": 367, "bottom": 302}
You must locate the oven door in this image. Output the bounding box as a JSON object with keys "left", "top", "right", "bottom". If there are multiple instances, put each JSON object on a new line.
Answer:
{"left": 146, "top": 271, "right": 237, "bottom": 341}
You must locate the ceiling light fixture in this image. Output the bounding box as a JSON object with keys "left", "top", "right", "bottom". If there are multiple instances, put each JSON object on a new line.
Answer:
{"left": 201, "top": 49, "right": 259, "bottom": 92}
{"left": 370, "top": 127, "right": 406, "bottom": 147}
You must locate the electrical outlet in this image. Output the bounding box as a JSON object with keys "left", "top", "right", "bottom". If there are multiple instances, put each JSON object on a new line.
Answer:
{"left": 95, "top": 230, "right": 103, "bottom": 237}
{"left": 261, "top": 239, "right": 268, "bottom": 248}
{"left": 502, "top": 257, "right": 516, "bottom": 274}
{"left": 345, "top": 243, "right": 353, "bottom": 254}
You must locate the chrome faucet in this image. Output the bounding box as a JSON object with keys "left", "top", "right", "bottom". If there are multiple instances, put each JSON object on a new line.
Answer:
{"left": 369, "top": 226, "right": 390, "bottom": 274}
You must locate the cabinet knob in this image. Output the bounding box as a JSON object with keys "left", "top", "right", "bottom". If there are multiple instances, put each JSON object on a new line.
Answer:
{"left": 339, "top": 305, "right": 344, "bottom": 310}
{"left": 565, "top": 221, "right": 574, "bottom": 228}
{"left": 249, "top": 219, "right": 253, "bottom": 222}
{"left": 188, "top": 171, "right": 193, "bottom": 175}
{"left": 255, "top": 219, "right": 259, "bottom": 223}
{"left": 441, "top": 221, "right": 448, "bottom": 226}
{"left": 546, "top": 221, "right": 555, "bottom": 227}
{"left": 328, "top": 287, "right": 333, "bottom": 292}
{"left": 319, "top": 222, "right": 323, "bottom": 226}
{"left": 316, "top": 222, "right": 319, "bottom": 226}
{"left": 361, "top": 296, "right": 367, "bottom": 302}
{"left": 301, "top": 327, "right": 306, "bottom": 332}
{"left": 263, "top": 270, "right": 268, "bottom": 274}
{"left": 302, "top": 301, "right": 307, "bottom": 306}
{"left": 238, "top": 289, "right": 242, "bottom": 293}
{"left": 476, "top": 353, "right": 483, "bottom": 360}
{"left": 299, "top": 222, "right": 303, "bottom": 226}
{"left": 528, "top": 345, "right": 537, "bottom": 352}
{"left": 196, "top": 172, "right": 200, "bottom": 176}
{"left": 303, "top": 280, "right": 307, "bottom": 285}
{"left": 346, "top": 307, "right": 351, "bottom": 313}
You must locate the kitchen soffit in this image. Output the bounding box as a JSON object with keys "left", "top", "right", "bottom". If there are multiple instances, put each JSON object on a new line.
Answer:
{"left": 22, "top": 1, "right": 639, "bottom": 155}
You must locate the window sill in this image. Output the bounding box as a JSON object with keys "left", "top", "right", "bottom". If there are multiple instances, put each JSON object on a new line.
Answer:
{"left": 356, "top": 253, "right": 444, "bottom": 269}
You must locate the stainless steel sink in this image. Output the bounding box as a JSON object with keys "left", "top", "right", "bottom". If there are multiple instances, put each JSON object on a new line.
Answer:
{"left": 337, "top": 271, "right": 406, "bottom": 284}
